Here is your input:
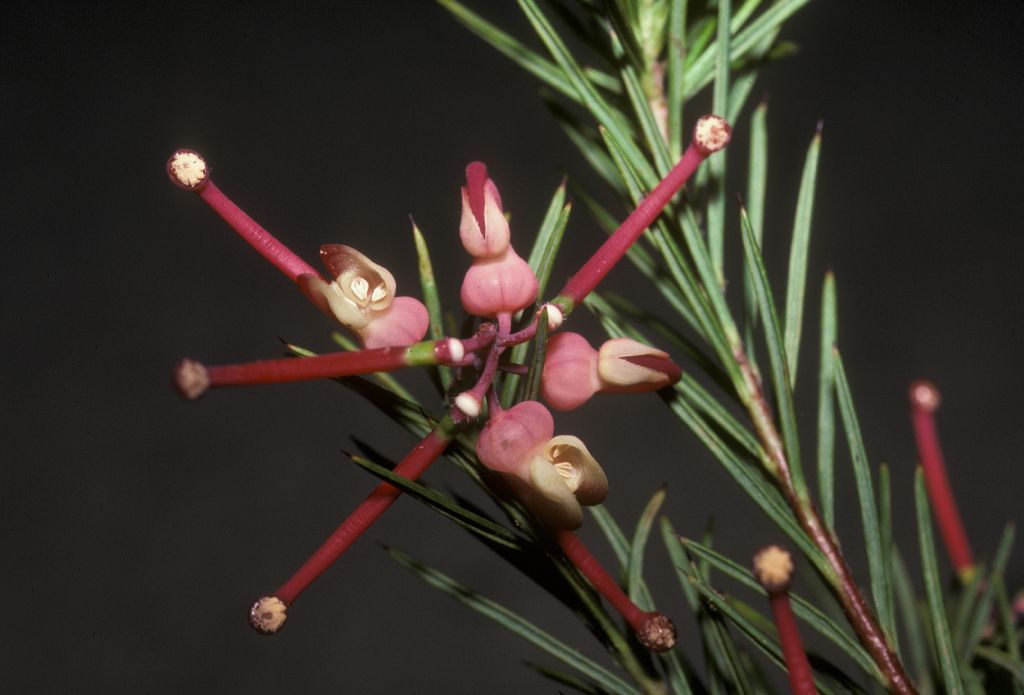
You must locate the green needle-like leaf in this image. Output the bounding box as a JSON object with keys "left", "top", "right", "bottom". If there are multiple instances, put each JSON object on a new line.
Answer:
{"left": 915, "top": 467, "right": 966, "bottom": 694}
{"left": 682, "top": 538, "right": 885, "bottom": 684}
{"left": 412, "top": 221, "right": 450, "bottom": 393}
{"left": 667, "top": 0, "right": 687, "bottom": 161}
{"left": 627, "top": 487, "right": 666, "bottom": 603}
{"left": 892, "top": 547, "right": 936, "bottom": 692}
{"left": 438, "top": 0, "right": 576, "bottom": 100}
{"left": 832, "top": 348, "right": 892, "bottom": 638}
{"left": 817, "top": 272, "right": 838, "bottom": 529}
{"left": 684, "top": 570, "right": 864, "bottom": 694}
{"left": 684, "top": 0, "right": 812, "bottom": 97}
{"left": 961, "top": 524, "right": 1015, "bottom": 661}
{"left": 517, "top": 0, "right": 658, "bottom": 185}
{"left": 518, "top": 307, "right": 549, "bottom": 403}
{"left": 739, "top": 207, "right": 806, "bottom": 497}
{"left": 350, "top": 455, "right": 522, "bottom": 550}
{"left": 389, "top": 548, "right": 643, "bottom": 695}
{"left": 879, "top": 463, "right": 899, "bottom": 648}
{"left": 782, "top": 126, "right": 822, "bottom": 386}
{"left": 503, "top": 179, "right": 570, "bottom": 404}
{"left": 707, "top": 0, "right": 730, "bottom": 279}
{"left": 994, "top": 576, "right": 1024, "bottom": 680}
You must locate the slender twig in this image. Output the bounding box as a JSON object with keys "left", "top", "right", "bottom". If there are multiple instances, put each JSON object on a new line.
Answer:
{"left": 734, "top": 347, "right": 916, "bottom": 694}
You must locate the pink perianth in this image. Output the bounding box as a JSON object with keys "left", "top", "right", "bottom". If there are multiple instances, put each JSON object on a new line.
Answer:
{"left": 465, "top": 162, "right": 490, "bottom": 235}
{"left": 909, "top": 382, "right": 974, "bottom": 575}
{"left": 558, "top": 143, "right": 705, "bottom": 305}
{"left": 198, "top": 180, "right": 320, "bottom": 282}
{"left": 275, "top": 424, "right": 453, "bottom": 605}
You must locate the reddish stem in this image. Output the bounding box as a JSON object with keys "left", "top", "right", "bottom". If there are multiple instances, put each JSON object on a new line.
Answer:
{"left": 553, "top": 530, "right": 676, "bottom": 652}
{"left": 273, "top": 418, "right": 458, "bottom": 608}
{"left": 909, "top": 381, "right": 975, "bottom": 580}
{"left": 769, "top": 593, "right": 819, "bottom": 695}
{"left": 555, "top": 116, "right": 729, "bottom": 310}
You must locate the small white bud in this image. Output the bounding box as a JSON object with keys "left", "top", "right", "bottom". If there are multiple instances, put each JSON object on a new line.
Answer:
{"left": 454, "top": 392, "right": 481, "bottom": 418}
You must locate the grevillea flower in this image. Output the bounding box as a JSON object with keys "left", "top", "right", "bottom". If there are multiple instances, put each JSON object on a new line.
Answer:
{"left": 540, "top": 332, "right": 682, "bottom": 410}
{"left": 476, "top": 401, "right": 607, "bottom": 529}
{"left": 298, "top": 244, "right": 429, "bottom": 348}
{"left": 458, "top": 162, "right": 539, "bottom": 317}
{"left": 166, "top": 150, "right": 427, "bottom": 350}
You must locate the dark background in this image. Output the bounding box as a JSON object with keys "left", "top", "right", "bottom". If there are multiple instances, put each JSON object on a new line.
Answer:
{"left": 3, "top": 1, "right": 1023, "bottom": 692}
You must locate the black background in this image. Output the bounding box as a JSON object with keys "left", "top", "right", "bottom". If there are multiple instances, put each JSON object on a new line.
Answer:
{"left": 4, "top": 1, "right": 1023, "bottom": 692}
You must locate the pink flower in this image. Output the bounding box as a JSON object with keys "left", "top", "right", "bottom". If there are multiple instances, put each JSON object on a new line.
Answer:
{"left": 298, "top": 244, "right": 428, "bottom": 348}
{"left": 540, "top": 333, "right": 682, "bottom": 410}
{"left": 457, "top": 163, "right": 538, "bottom": 317}
{"left": 476, "top": 401, "right": 608, "bottom": 529}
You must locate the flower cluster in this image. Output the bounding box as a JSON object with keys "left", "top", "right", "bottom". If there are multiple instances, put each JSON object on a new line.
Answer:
{"left": 167, "top": 116, "right": 731, "bottom": 650}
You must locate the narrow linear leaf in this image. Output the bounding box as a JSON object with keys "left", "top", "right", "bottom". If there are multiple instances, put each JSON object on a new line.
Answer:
{"left": 518, "top": 307, "right": 549, "bottom": 403}
{"left": 627, "top": 487, "right": 666, "bottom": 604}
{"left": 961, "top": 523, "right": 1015, "bottom": 661}
{"left": 608, "top": 28, "right": 672, "bottom": 174}
{"left": 975, "top": 646, "right": 1024, "bottom": 684}
{"left": 684, "top": 0, "right": 812, "bottom": 97}
{"left": 682, "top": 538, "right": 885, "bottom": 684}
{"left": 517, "top": 0, "right": 659, "bottom": 185}
{"left": 832, "top": 348, "right": 892, "bottom": 637}
{"left": 686, "top": 572, "right": 866, "bottom": 694}
{"left": 412, "top": 222, "right": 450, "bottom": 392}
{"left": 503, "top": 179, "right": 570, "bottom": 405}
{"left": 438, "top": 0, "right": 576, "bottom": 99}
{"left": 879, "top": 463, "right": 898, "bottom": 648}
{"left": 739, "top": 207, "right": 805, "bottom": 497}
{"left": 891, "top": 548, "right": 935, "bottom": 693}
{"left": 389, "top": 548, "right": 643, "bottom": 695}
{"left": 524, "top": 661, "right": 603, "bottom": 695}
{"left": 782, "top": 126, "right": 822, "bottom": 386}
{"left": 350, "top": 455, "right": 522, "bottom": 550}
{"left": 994, "top": 577, "right": 1024, "bottom": 673}
{"left": 817, "top": 272, "right": 837, "bottom": 529}
{"left": 915, "top": 467, "right": 966, "bottom": 694}
{"left": 707, "top": 0, "right": 730, "bottom": 279}
{"left": 666, "top": 0, "right": 687, "bottom": 161}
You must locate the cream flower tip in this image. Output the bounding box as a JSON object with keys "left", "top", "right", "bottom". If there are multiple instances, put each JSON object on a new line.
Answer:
{"left": 638, "top": 613, "right": 677, "bottom": 653}
{"left": 909, "top": 380, "right": 941, "bottom": 412}
{"left": 249, "top": 596, "right": 288, "bottom": 635}
{"left": 454, "top": 392, "right": 481, "bottom": 418}
{"left": 173, "top": 359, "right": 209, "bottom": 400}
{"left": 447, "top": 338, "right": 465, "bottom": 363}
{"left": 693, "top": 115, "right": 732, "bottom": 155}
{"left": 752, "top": 545, "right": 794, "bottom": 592}
{"left": 542, "top": 304, "right": 563, "bottom": 330}
{"left": 167, "top": 149, "right": 209, "bottom": 190}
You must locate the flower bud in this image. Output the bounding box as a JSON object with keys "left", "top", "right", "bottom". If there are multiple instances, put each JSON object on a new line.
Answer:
{"left": 460, "top": 162, "right": 510, "bottom": 258}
